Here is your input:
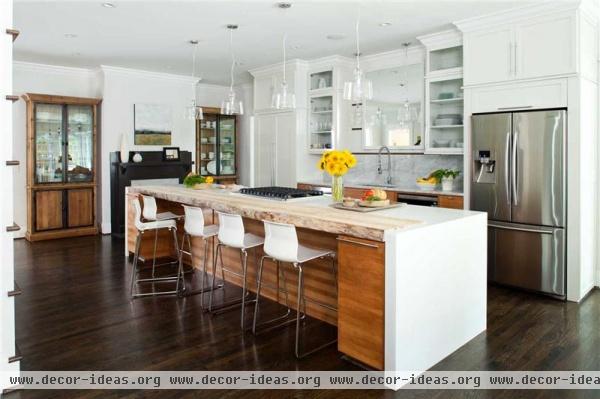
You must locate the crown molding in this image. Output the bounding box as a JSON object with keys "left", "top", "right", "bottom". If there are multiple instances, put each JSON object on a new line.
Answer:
{"left": 13, "top": 61, "right": 96, "bottom": 77}
{"left": 248, "top": 58, "right": 309, "bottom": 78}
{"left": 100, "top": 65, "right": 199, "bottom": 84}
{"left": 361, "top": 45, "right": 425, "bottom": 71}
{"left": 308, "top": 55, "right": 354, "bottom": 70}
{"left": 454, "top": 1, "right": 582, "bottom": 32}
{"left": 417, "top": 28, "right": 462, "bottom": 50}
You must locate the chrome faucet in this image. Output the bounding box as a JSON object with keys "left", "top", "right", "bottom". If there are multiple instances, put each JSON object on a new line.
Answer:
{"left": 377, "top": 146, "right": 392, "bottom": 185}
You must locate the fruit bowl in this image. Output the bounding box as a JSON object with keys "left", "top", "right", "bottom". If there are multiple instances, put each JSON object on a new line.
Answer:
{"left": 416, "top": 181, "right": 437, "bottom": 190}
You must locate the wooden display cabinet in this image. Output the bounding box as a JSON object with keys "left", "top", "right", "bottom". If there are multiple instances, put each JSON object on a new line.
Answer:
{"left": 23, "top": 93, "right": 101, "bottom": 241}
{"left": 195, "top": 107, "right": 238, "bottom": 185}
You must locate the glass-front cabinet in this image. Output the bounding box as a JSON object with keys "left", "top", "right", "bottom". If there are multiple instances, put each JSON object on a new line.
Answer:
{"left": 34, "top": 103, "right": 94, "bottom": 184}
{"left": 425, "top": 75, "right": 464, "bottom": 154}
{"left": 196, "top": 108, "right": 237, "bottom": 182}
{"left": 24, "top": 93, "right": 100, "bottom": 242}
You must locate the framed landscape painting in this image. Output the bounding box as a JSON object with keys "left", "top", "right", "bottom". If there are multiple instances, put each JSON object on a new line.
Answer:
{"left": 134, "top": 104, "right": 172, "bottom": 145}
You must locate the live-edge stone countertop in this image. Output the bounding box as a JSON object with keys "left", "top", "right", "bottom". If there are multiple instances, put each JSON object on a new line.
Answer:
{"left": 298, "top": 180, "right": 464, "bottom": 197}
{"left": 128, "top": 185, "right": 479, "bottom": 242}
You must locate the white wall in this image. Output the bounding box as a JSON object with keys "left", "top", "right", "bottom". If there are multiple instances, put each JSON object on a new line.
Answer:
{"left": 99, "top": 66, "right": 196, "bottom": 233}
{"left": 11, "top": 62, "right": 250, "bottom": 236}
{"left": 12, "top": 62, "right": 101, "bottom": 238}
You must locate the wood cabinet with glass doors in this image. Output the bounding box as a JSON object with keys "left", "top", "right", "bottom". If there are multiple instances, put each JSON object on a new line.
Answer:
{"left": 195, "top": 107, "right": 238, "bottom": 184}
{"left": 23, "top": 93, "right": 100, "bottom": 241}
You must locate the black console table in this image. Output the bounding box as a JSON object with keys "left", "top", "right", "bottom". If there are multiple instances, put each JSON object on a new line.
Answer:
{"left": 109, "top": 151, "right": 192, "bottom": 237}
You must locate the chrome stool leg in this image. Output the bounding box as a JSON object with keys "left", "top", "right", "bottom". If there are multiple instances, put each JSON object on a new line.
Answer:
{"left": 208, "top": 244, "right": 256, "bottom": 321}
{"left": 252, "top": 257, "right": 294, "bottom": 334}
{"left": 130, "top": 231, "right": 143, "bottom": 297}
{"left": 131, "top": 227, "right": 184, "bottom": 299}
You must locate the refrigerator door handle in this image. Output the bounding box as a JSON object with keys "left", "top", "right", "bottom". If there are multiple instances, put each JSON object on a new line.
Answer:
{"left": 512, "top": 131, "right": 519, "bottom": 206}
{"left": 504, "top": 131, "right": 511, "bottom": 205}
{"left": 488, "top": 222, "right": 554, "bottom": 235}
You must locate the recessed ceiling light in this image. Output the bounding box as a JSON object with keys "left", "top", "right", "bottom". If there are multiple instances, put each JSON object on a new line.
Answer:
{"left": 102, "top": 2, "right": 116, "bottom": 8}
{"left": 64, "top": 33, "right": 78, "bottom": 39}
{"left": 379, "top": 22, "right": 392, "bottom": 27}
{"left": 188, "top": 39, "right": 199, "bottom": 45}
{"left": 277, "top": 2, "right": 292, "bottom": 9}
{"left": 326, "top": 34, "right": 345, "bottom": 40}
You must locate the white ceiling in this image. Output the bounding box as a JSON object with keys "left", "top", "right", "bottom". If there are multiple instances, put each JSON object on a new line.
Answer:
{"left": 14, "top": 0, "right": 538, "bottom": 85}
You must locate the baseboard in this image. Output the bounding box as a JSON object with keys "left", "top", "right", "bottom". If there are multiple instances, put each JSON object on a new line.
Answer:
{"left": 101, "top": 222, "right": 112, "bottom": 235}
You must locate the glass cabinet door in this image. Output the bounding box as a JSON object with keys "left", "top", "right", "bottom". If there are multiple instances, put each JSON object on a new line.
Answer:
{"left": 199, "top": 114, "right": 218, "bottom": 176}
{"left": 67, "top": 105, "right": 94, "bottom": 183}
{"left": 218, "top": 116, "right": 236, "bottom": 176}
{"left": 35, "top": 103, "right": 64, "bottom": 183}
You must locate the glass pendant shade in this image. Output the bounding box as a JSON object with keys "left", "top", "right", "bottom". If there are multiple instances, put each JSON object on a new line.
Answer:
{"left": 343, "top": 67, "right": 373, "bottom": 102}
{"left": 221, "top": 90, "right": 244, "bottom": 115}
{"left": 186, "top": 99, "right": 204, "bottom": 120}
{"left": 186, "top": 41, "right": 203, "bottom": 120}
{"left": 271, "top": 81, "right": 296, "bottom": 109}
{"left": 221, "top": 25, "right": 244, "bottom": 115}
{"left": 271, "top": 32, "right": 296, "bottom": 110}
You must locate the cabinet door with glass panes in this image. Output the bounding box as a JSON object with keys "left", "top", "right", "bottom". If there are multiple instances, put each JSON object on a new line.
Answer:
{"left": 34, "top": 103, "right": 94, "bottom": 184}
{"left": 198, "top": 114, "right": 218, "bottom": 177}
{"left": 197, "top": 109, "right": 237, "bottom": 180}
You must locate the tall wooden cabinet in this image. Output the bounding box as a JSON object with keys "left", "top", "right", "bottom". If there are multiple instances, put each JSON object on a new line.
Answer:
{"left": 23, "top": 93, "right": 101, "bottom": 241}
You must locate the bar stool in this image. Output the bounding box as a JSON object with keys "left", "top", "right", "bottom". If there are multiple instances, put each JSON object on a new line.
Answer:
{"left": 252, "top": 220, "right": 337, "bottom": 358}
{"left": 178, "top": 205, "right": 223, "bottom": 306}
{"left": 130, "top": 197, "right": 183, "bottom": 298}
{"left": 141, "top": 195, "right": 183, "bottom": 278}
{"left": 208, "top": 211, "right": 264, "bottom": 330}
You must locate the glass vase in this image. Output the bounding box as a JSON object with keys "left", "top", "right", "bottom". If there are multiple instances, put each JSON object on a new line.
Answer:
{"left": 332, "top": 175, "right": 344, "bottom": 202}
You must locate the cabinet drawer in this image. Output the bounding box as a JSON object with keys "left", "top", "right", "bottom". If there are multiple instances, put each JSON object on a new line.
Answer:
{"left": 438, "top": 195, "right": 464, "bottom": 209}
{"left": 470, "top": 79, "right": 567, "bottom": 113}
{"left": 337, "top": 235, "right": 385, "bottom": 370}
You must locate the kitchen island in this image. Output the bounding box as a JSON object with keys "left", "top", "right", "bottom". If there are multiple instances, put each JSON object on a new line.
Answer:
{"left": 125, "top": 185, "right": 486, "bottom": 373}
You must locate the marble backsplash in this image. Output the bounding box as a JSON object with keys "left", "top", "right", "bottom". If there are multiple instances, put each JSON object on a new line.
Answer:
{"left": 318, "top": 154, "right": 464, "bottom": 191}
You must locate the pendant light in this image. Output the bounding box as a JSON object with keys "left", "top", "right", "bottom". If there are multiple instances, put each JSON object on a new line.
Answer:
{"left": 397, "top": 43, "right": 418, "bottom": 125}
{"left": 343, "top": 12, "right": 373, "bottom": 103}
{"left": 185, "top": 40, "right": 204, "bottom": 120}
{"left": 272, "top": 3, "right": 295, "bottom": 110}
{"left": 221, "top": 24, "right": 244, "bottom": 115}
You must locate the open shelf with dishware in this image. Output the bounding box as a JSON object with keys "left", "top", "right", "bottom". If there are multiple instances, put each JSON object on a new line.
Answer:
{"left": 308, "top": 94, "right": 334, "bottom": 153}
{"left": 195, "top": 107, "right": 237, "bottom": 183}
{"left": 425, "top": 75, "right": 464, "bottom": 154}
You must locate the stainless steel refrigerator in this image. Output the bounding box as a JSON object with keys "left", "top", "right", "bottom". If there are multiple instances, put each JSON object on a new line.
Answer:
{"left": 471, "top": 109, "right": 566, "bottom": 298}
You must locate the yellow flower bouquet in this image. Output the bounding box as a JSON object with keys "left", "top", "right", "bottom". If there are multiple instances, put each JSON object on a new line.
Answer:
{"left": 317, "top": 150, "right": 357, "bottom": 202}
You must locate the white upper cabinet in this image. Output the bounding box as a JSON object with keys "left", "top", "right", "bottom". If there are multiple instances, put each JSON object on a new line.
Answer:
{"left": 458, "top": 5, "right": 582, "bottom": 86}
{"left": 463, "top": 28, "right": 513, "bottom": 85}
{"left": 515, "top": 15, "right": 575, "bottom": 80}
{"left": 249, "top": 60, "right": 308, "bottom": 113}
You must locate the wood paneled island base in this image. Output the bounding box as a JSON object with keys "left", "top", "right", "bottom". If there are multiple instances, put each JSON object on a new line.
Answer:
{"left": 126, "top": 185, "right": 487, "bottom": 376}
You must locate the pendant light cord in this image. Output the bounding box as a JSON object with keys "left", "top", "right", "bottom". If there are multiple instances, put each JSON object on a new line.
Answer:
{"left": 282, "top": 33, "right": 287, "bottom": 84}
{"left": 355, "top": 18, "right": 360, "bottom": 69}
{"left": 229, "top": 28, "right": 235, "bottom": 93}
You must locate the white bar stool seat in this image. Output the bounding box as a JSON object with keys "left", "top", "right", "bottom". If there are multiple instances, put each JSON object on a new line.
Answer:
{"left": 178, "top": 205, "right": 221, "bottom": 306}
{"left": 252, "top": 220, "right": 337, "bottom": 359}
{"left": 208, "top": 211, "right": 264, "bottom": 330}
{"left": 129, "top": 197, "right": 183, "bottom": 298}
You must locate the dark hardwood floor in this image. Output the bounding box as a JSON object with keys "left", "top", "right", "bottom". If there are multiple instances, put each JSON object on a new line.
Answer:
{"left": 5, "top": 235, "right": 600, "bottom": 399}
